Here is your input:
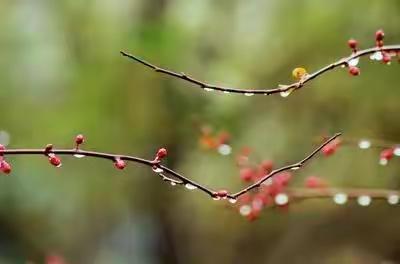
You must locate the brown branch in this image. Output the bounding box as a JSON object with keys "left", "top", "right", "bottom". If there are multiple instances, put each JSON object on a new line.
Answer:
{"left": 286, "top": 187, "right": 399, "bottom": 201}
{"left": 120, "top": 45, "right": 400, "bottom": 96}
{"left": 1, "top": 133, "right": 340, "bottom": 200}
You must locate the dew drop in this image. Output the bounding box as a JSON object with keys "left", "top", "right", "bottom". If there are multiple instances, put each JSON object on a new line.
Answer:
{"left": 280, "top": 88, "right": 294, "bottom": 98}
{"left": 185, "top": 183, "right": 197, "bottom": 190}
{"left": 223, "top": 91, "right": 231, "bottom": 94}
{"left": 152, "top": 167, "right": 164, "bottom": 173}
{"left": 204, "top": 88, "right": 214, "bottom": 92}
{"left": 387, "top": 194, "right": 399, "bottom": 205}
{"left": 262, "top": 178, "right": 273, "bottom": 186}
{"left": 228, "top": 198, "right": 237, "bottom": 204}
{"left": 0, "top": 130, "right": 10, "bottom": 146}
{"left": 244, "top": 92, "right": 254, "bottom": 97}
{"left": 73, "top": 154, "right": 86, "bottom": 158}
{"left": 212, "top": 196, "right": 221, "bottom": 201}
{"left": 394, "top": 147, "right": 400, "bottom": 156}
{"left": 291, "top": 166, "right": 300, "bottom": 171}
{"left": 218, "top": 144, "right": 232, "bottom": 156}
{"left": 379, "top": 158, "right": 388, "bottom": 166}
{"left": 275, "top": 193, "right": 289, "bottom": 205}
{"left": 170, "top": 181, "right": 177, "bottom": 186}
{"left": 357, "top": 195, "right": 371, "bottom": 206}
{"left": 358, "top": 140, "right": 371, "bottom": 149}
{"left": 56, "top": 163, "right": 62, "bottom": 168}
{"left": 370, "top": 51, "right": 383, "bottom": 61}
{"left": 348, "top": 57, "right": 359, "bottom": 67}
{"left": 333, "top": 193, "right": 347, "bottom": 205}
{"left": 239, "top": 205, "right": 252, "bottom": 216}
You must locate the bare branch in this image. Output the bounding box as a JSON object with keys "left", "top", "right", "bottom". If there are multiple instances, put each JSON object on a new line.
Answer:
{"left": 1, "top": 133, "right": 340, "bottom": 200}
{"left": 120, "top": 45, "right": 400, "bottom": 96}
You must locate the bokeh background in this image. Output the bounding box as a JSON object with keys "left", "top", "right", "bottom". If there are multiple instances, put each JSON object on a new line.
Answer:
{"left": 1, "top": 0, "right": 400, "bottom": 263}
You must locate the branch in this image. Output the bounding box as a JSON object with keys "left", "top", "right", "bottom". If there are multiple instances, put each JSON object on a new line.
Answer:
{"left": 236, "top": 187, "right": 400, "bottom": 219}
{"left": 286, "top": 187, "right": 399, "bottom": 202}
{"left": 0, "top": 133, "right": 341, "bottom": 201}
{"left": 120, "top": 45, "right": 400, "bottom": 96}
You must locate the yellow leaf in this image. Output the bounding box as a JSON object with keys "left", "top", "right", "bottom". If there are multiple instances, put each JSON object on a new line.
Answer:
{"left": 292, "top": 67, "right": 307, "bottom": 80}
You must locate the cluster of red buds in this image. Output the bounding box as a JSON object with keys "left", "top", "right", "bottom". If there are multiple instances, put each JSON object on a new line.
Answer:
{"left": 346, "top": 29, "right": 398, "bottom": 76}
{"left": 0, "top": 144, "right": 12, "bottom": 174}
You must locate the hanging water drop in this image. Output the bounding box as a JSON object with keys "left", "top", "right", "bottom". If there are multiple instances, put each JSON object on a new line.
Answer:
{"left": 218, "top": 144, "right": 232, "bottom": 156}
{"left": 74, "top": 154, "right": 86, "bottom": 158}
{"left": 239, "top": 205, "right": 252, "bottom": 216}
{"left": 204, "top": 88, "right": 214, "bottom": 92}
{"left": 185, "top": 183, "right": 197, "bottom": 190}
{"left": 275, "top": 193, "right": 289, "bottom": 205}
{"left": 56, "top": 163, "right": 62, "bottom": 168}
{"left": 394, "top": 147, "right": 400, "bottom": 156}
{"left": 152, "top": 166, "right": 164, "bottom": 173}
{"left": 223, "top": 91, "right": 231, "bottom": 94}
{"left": 280, "top": 88, "right": 293, "bottom": 98}
{"left": 357, "top": 195, "right": 371, "bottom": 206}
{"left": 212, "top": 196, "right": 221, "bottom": 201}
{"left": 358, "top": 140, "right": 371, "bottom": 149}
{"left": 170, "top": 181, "right": 177, "bottom": 186}
{"left": 379, "top": 158, "right": 388, "bottom": 166}
{"left": 333, "top": 193, "right": 347, "bottom": 205}
{"left": 348, "top": 57, "right": 359, "bottom": 67}
{"left": 228, "top": 198, "right": 237, "bottom": 204}
{"left": 244, "top": 92, "right": 254, "bottom": 97}
{"left": 387, "top": 194, "right": 399, "bottom": 205}
{"left": 291, "top": 166, "right": 300, "bottom": 171}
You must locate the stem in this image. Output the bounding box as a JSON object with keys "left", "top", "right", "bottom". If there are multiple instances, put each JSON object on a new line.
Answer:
{"left": 2, "top": 133, "right": 341, "bottom": 199}
{"left": 121, "top": 45, "right": 400, "bottom": 96}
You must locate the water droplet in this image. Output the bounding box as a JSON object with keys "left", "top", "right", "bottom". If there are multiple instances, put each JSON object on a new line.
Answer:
{"left": 341, "top": 64, "right": 346, "bottom": 68}
{"left": 56, "top": 163, "right": 62, "bottom": 168}
{"left": 212, "top": 196, "right": 221, "bottom": 201}
{"left": 333, "top": 193, "right": 347, "bottom": 205}
{"left": 239, "top": 205, "right": 252, "bottom": 216}
{"left": 291, "top": 166, "right": 300, "bottom": 171}
{"left": 152, "top": 167, "right": 164, "bottom": 173}
{"left": 275, "top": 193, "right": 289, "bottom": 205}
{"left": 394, "top": 147, "right": 400, "bottom": 156}
{"left": 0, "top": 130, "right": 10, "bottom": 146}
{"left": 280, "top": 88, "right": 294, "bottom": 98}
{"left": 228, "top": 198, "right": 237, "bottom": 204}
{"left": 223, "top": 91, "right": 230, "bottom": 94}
{"left": 262, "top": 178, "right": 273, "bottom": 186}
{"left": 170, "top": 181, "right": 177, "bottom": 186}
{"left": 357, "top": 195, "right": 371, "bottom": 206}
{"left": 185, "top": 183, "right": 197, "bottom": 190}
{"left": 348, "top": 57, "right": 359, "bottom": 66}
{"left": 387, "top": 194, "right": 399, "bottom": 205}
{"left": 358, "top": 140, "right": 371, "bottom": 149}
{"left": 218, "top": 144, "right": 232, "bottom": 156}
{"left": 379, "top": 158, "right": 388, "bottom": 166}
{"left": 244, "top": 92, "right": 254, "bottom": 97}
{"left": 73, "top": 154, "right": 85, "bottom": 158}
{"left": 204, "top": 88, "right": 214, "bottom": 92}
{"left": 370, "top": 51, "right": 383, "bottom": 61}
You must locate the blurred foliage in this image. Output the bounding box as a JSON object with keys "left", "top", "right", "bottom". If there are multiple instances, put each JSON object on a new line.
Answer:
{"left": 1, "top": 0, "right": 400, "bottom": 263}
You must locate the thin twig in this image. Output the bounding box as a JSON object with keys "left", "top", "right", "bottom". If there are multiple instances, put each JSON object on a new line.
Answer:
{"left": 1, "top": 133, "right": 340, "bottom": 199}
{"left": 286, "top": 187, "right": 399, "bottom": 201}
{"left": 120, "top": 45, "right": 400, "bottom": 96}
{"left": 229, "top": 133, "right": 341, "bottom": 198}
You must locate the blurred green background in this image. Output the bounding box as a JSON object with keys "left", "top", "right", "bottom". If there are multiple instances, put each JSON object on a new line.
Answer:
{"left": 1, "top": 0, "right": 400, "bottom": 263}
